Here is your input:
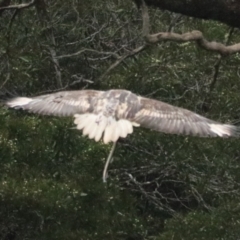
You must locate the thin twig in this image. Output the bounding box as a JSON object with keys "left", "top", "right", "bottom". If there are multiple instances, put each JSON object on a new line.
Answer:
{"left": 209, "top": 27, "right": 235, "bottom": 93}
{"left": 99, "top": 44, "right": 147, "bottom": 81}
{"left": 57, "top": 48, "right": 119, "bottom": 60}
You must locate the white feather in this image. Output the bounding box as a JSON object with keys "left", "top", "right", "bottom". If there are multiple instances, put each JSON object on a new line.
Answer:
{"left": 209, "top": 124, "right": 232, "bottom": 137}
{"left": 125, "top": 120, "right": 133, "bottom": 134}
{"left": 74, "top": 114, "right": 138, "bottom": 143}
{"left": 103, "top": 126, "right": 111, "bottom": 143}
{"left": 117, "top": 120, "right": 128, "bottom": 138}
{"left": 105, "top": 123, "right": 113, "bottom": 142}
{"left": 75, "top": 114, "right": 91, "bottom": 130}
{"left": 94, "top": 116, "right": 108, "bottom": 142}
{"left": 73, "top": 114, "right": 81, "bottom": 124}
{"left": 88, "top": 114, "right": 103, "bottom": 139}
{"left": 7, "top": 97, "right": 33, "bottom": 107}
{"left": 103, "top": 117, "right": 116, "bottom": 144}
{"left": 120, "top": 120, "right": 132, "bottom": 137}
{"left": 82, "top": 115, "right": 96, "bottom": 136}
{"left": 74, "top": 114, "right": 88, "bottom": 125}
{"left": 88, "top": 122, "right": 98, "bottom": 139}
{"left": 132, "top": 122, "right": 140, "bottom": 127}
{"left": 111, "top": 121, "right": 120, "bottom": 142}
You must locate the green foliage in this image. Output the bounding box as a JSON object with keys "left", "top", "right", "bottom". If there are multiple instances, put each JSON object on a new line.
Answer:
{"left": 159, "top": 205, "right": 240, "bottom": 239}
{"left": 1, "top": 0, "right": 240, "bottom": 239}
{"left": 0, "top": 110, "right": 147, "bottom": 239}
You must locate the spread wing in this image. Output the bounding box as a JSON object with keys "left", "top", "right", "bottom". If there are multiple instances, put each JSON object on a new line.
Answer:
{"left": 5, "top": 90, "right": 103, "bottom": 116}
{"left": 130, "top": 97, "right": 239, "bottom": 138}
{"left": 5, "top": 89, "right": 240, "bottom": 140}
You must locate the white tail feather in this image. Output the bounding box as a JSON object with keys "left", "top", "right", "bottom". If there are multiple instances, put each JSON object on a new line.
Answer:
{"left": 73, "top": 114, "right": 138, "bottom": 143}
{"left": 103, "top": 125, "right": 111, "bottom": 143}
{"left": 111, "top": 122, "right": 120, "bottom": 142}
{"left": 125, "top": 120, "right": 133, "bottom": 134}
{"left": 88, "top": 123, "right": 98, "bottom": 139}
{"left": 74, "top": 114, "right": 87, "bottom": 125}
{"left": 74, "top": 114, "right": 86, "bottom": 125}
{"left": 75, "top": 114, "right": 91, "bottom": 130}
{"left": 82, "top": 115, "right": 97, "bottom": 136}
{"left": 110, "top": 125, "right": 116, "bottom": 143}
{"left": 118, "top": 120, "right": 133, "bottom": 138}
{"left": 103, "top": 118, "right": 115, "bottom": 144}
{"left": 94, "top": 117, "right": 108, "bottom": 142}
{"left": 82, "top": 122, "right": 93, "bottom": 136}
{"left": 117, "top": 120, "right": 126, "bottom": 138}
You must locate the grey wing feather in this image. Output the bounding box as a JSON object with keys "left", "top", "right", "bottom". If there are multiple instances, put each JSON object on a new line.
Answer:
{"left": 6, "top": 90, "right": 103, "bottom": 116}
{"left": 131, "top": 97, "right": 239, "bottom": 137}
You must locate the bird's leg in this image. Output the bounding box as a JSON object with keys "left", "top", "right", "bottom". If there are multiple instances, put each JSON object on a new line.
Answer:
{"left": 103, "top": 141, "right": 117, "bottom": 183}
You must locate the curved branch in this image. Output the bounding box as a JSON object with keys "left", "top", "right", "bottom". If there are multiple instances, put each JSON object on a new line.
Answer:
{"left": 135, "top": 0, "right": 240, "bottom": 29}
{"left": 141, "top": 1, "right": 240, "bottom": 56}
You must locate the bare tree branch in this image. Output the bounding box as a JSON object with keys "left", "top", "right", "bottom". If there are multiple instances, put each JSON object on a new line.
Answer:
{"left": 209, "top": 27, "right": 235, "bottom": 93}
{"left": 35, "top": 75, "right": 93, "bottom": 95}
{"left": 57, "top": 48, "right": 119, "bottom": 60}
{"left": 137, "top": 0, "right": 240, "bottom": 29}
{"left": 99, "top": 44, "right": 147, "bottom": 81}
{"left": 200, "top": 27, "right": 235, "bottom": 112}
{"left": 35, "top": 0, "right": 62, "bottom": 88}
{"left": 141, "top": 1, "right": 240, "bottom": 56}
{"left": 0, "top": 0, "right": 35, "bottom": 11}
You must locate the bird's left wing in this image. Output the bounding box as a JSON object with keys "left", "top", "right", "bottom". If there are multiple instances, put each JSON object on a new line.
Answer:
{"left": 5, "top": 90, "right": 103, "bottom": 116}
{"left": 130, "top": 96, "right": 240, "bottom": 138}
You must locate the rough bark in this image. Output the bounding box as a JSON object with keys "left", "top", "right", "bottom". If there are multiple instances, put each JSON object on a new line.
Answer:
{"left": 133, "top": 0, "right": 240, "bottom": 28}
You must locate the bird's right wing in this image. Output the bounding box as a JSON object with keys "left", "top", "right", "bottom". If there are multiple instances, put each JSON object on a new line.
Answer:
{"left": 5, "top": 90, "right": 103, "bottom": 117}
{"left": 130, "top": 96, "right": 240, "bottom": 138}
